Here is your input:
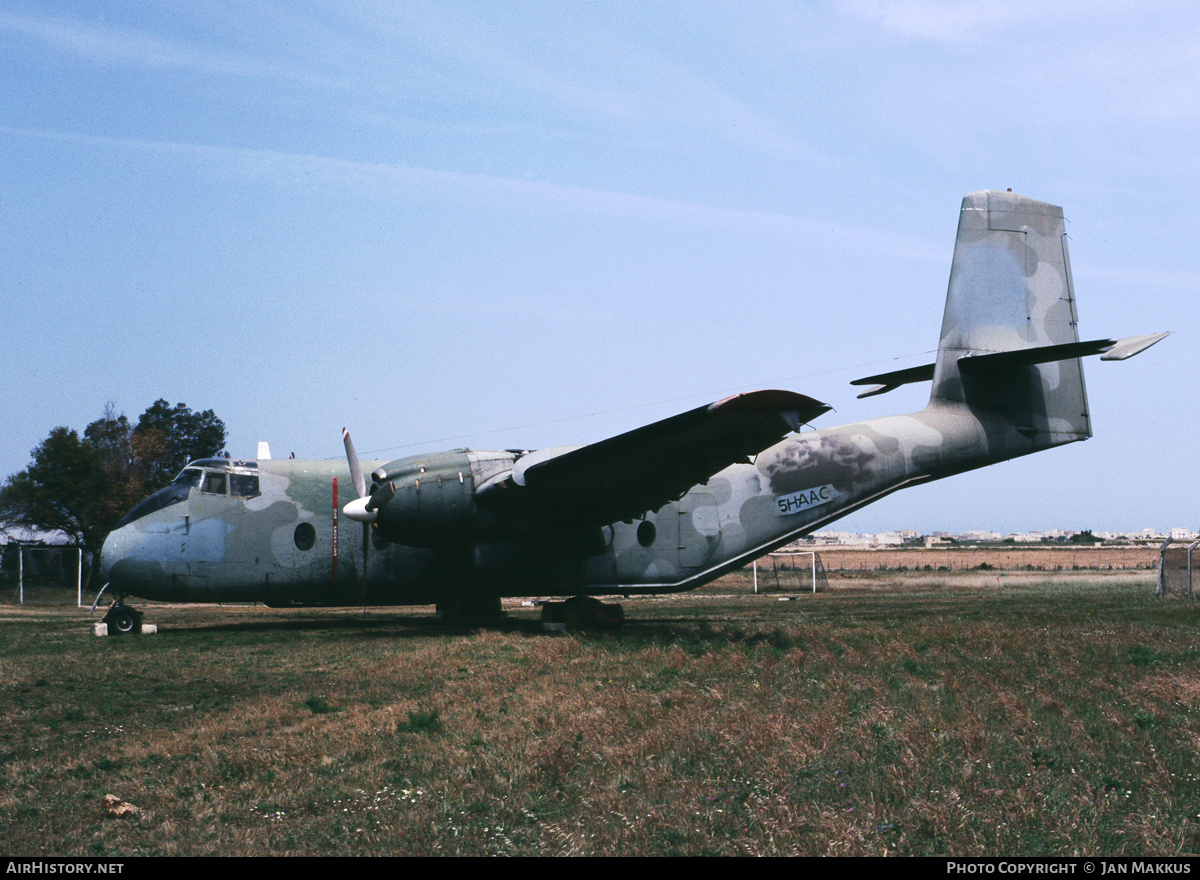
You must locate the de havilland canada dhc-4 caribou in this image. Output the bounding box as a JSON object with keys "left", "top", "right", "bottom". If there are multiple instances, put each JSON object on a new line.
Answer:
{"left": 98, "top": 191, "right": 1168, "bottom": 631}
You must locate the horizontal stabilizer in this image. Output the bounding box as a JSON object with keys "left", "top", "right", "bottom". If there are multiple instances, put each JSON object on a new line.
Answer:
{"left": 959, "top": 333, "right": 1171, "bottom": 373}
{"left": 851, "top": 363, "right": 935, "bottom": 399}
{"left": 1098, "top": 331, "right": 1172, "bottom": 361}
{"left": 851, "top": 333, "right": 1170, "bottom": 398}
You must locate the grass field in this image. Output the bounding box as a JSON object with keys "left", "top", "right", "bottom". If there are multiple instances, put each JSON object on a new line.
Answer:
{"left": 3, "top": 568, "right": 1199, "bottom": 856}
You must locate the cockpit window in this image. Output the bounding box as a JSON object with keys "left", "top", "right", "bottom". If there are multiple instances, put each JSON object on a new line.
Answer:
{"left": 113, "top": 459, "right": 260, "bottom": 529}
{"left": 112, "top": 481, "right": 192, "bottom": 529}
{"left": 231, "top": 474, "right": 259, "bottom": 498}
{"left": 202, "top": 472, "right": 227, "bottom": 495}
{"left": 173, "top": 468, "right": 203, "bottom": 489}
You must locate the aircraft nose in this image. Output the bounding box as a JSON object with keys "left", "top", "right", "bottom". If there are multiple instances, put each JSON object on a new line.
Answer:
{"left": 100, "top": 529, "right": 123, "bottom": 584}
{"left": 100, "top": 525, "right": 160, "bottom": 595}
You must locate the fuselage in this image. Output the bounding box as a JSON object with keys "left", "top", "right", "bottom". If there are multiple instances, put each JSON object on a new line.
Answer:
{"left": 100, "top": 400, "right": 1071, "bottom": 608}
{"left": 103, "top": 191, "right": 1155, "bottom": 611}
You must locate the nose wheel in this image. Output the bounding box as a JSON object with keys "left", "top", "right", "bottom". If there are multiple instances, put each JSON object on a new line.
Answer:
{"left": 102, "top": 600, "right": 143, "bottom": 635}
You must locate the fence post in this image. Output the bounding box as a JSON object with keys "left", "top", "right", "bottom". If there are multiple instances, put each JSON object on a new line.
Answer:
{"left": 1189, "top": 541, "right": 1199, "bottom": 600}
{"left": 1156, "top": 538, "right": 1172, "bottom": 598}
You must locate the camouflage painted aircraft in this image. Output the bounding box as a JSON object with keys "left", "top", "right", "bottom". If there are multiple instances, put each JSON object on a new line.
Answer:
{"left": 99, "top": 191, "right": 1167, "bottom": 631}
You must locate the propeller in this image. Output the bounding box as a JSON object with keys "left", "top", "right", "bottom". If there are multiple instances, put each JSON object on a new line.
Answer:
{"left": 343, "top": 430, "right": 398, "bottom": 525}
{"left": 342, "top": 428, "right": 377, "bottom": 522}
{"left": 341, "top": 428, "right": 373, "bottom": 608}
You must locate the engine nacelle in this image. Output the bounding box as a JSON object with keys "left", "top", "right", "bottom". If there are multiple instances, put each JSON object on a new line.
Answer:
{"left": 367, "top": 451, "right": 617, "bottom": 561}
{"left": 370, "top": 452, "right": 477, "bottom": 548}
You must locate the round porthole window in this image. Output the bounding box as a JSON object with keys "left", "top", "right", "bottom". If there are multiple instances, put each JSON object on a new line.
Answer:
{"left": 294, "top": 522, "right": 317, "bottom": 551}
{"left": 637, "top": 520, "right": 657, "bottom": 548}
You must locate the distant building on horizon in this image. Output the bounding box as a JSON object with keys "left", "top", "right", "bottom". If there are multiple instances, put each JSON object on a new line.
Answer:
{"left": 794, "top": 526, "right": 1193, "bottom": 547}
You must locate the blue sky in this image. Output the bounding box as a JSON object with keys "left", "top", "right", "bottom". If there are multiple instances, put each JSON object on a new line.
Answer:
{"left": 1, "top": 1, "right": 1195, "bottom": 534}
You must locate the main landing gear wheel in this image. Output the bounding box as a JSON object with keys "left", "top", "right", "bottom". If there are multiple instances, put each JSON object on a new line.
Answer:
{"left": 541, "top": 596, "right": 624, "bottom": 631}
{"left": 103, "top": 603, "right": 143, "bottom": 635}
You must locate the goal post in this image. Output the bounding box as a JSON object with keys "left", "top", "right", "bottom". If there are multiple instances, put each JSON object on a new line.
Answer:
{"left": 754, "top": 550, "right": 829, "bottom": 594}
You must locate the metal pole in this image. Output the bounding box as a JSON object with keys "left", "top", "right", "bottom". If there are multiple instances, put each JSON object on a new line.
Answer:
{"left": 1157, "top": 538, "right": 1172, "bottom": 597}
{"left": 753, "top": 559, "right": 757, "bottom": 594}
{"left": 77, "top": 547, "right": 83, "bottom": 607}
{"left": 17, "top": 544, "right": 23, "bottom": 605}
{"left": 1189, "top": 540, "right": 1199, "bottom": 600}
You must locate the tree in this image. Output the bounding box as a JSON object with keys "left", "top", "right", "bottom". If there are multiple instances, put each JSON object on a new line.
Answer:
{"left": 82, "top": 403, "right": 147, "bottom": 528}
{"left": 1, "top": 427, "right": 108, "bottom": 550}
{"left": 133, "top": 400, "right": 227, "bottom": 488}
{"left": 0, "top": 401, "right": 226, "bottom": 587}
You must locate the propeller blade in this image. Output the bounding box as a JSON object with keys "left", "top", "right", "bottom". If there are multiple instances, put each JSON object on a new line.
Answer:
{"left": 366, "top": 480, "right": 395, "bottom": 512}
{"left": 340, "top": 429, "right": 373, "bottom": 610}
{"left": 342, "top": 428, "right": 367, "bottom": 500}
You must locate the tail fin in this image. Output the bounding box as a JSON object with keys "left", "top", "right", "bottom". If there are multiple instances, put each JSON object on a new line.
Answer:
{"left": 849, "top": 191, "right": 1168, "bottom": 438}
{"left": 930, "top": 190, "right": 1087, "bottom": 446}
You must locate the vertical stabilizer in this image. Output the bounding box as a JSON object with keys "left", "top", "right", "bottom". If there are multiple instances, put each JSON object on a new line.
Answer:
{"left": 930, "top": 190, "right": 1090, "bottom": 445}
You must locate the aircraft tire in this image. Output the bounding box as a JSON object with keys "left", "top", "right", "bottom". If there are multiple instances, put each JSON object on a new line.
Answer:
{"left": 541, "top": 597, "right": 623, "bottom": 631}
{"left": 563, "top": 603, "right": 579, "bottom": 632}
{"left": 106, "top": 607, "right": 142, "bottom": 635}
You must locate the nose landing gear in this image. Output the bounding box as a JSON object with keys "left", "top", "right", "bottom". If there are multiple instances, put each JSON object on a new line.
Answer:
{"left": 103, "top": 602, "right": 144, "bottom": 635}
{"left": 92, "top": 584, "right": 145, "bottom": 635}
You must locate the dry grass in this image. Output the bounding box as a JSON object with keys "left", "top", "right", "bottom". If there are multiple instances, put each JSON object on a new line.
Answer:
{"left": 3, "top": 569, "right": 1199, "bottom": 856}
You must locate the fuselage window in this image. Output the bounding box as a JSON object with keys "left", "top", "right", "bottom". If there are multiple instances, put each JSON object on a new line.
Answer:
{"left": 202, "top": 472, "right": 227, "bottom": 495}
{"left": 294, "top": 522, "right": 316, "bottom": 551}
{"left": 231, "top": 474, "right": 260, "bottom": 498}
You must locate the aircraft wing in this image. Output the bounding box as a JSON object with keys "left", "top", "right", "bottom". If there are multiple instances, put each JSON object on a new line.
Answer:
{"left": 487, "top": 390, "right": 829, "bottom": 528}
